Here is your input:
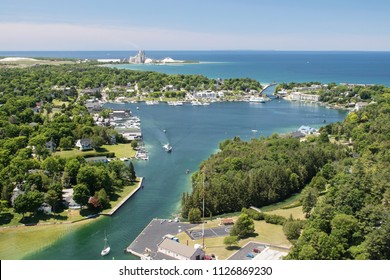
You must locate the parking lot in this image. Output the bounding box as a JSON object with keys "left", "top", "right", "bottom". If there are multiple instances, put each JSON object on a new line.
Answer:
{"left": 227, "top": 242, "right": 267, "bottom": 260}
{"left": 186, "top": 225, "right": 232, "bottom": 240}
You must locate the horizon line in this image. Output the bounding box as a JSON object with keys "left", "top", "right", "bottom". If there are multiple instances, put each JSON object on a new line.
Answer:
{"left": 1, "top": 49, "right": 390, "bottom": 52}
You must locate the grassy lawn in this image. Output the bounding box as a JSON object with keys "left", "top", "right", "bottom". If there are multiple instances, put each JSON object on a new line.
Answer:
{"left": 259, "top": 192, "right": 303, "bottom": 212}
{"left": 0, "top": 181, "right": 141, "bottom": 259}
{"left": 101, "top": 144, "right": 136, "bottom": 158}
{"left": 176, "top": 218, "right": 291, "bottom": 260}
{"left": 0, "top": 219, "right": 92, "bottom": 260}
{"left": 54, "top": 144, "right": 136, "bottom": 159}
{"left": 52, "top": 99, "right": 70, "bottom": 108}
{"left": 102, "top": 179, "right": 141, "bottom": 214}
{"left": 265, "top": 206, "right": 305, "bottom": 220}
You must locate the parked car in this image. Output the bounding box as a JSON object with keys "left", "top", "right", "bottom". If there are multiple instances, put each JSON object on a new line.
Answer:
{"left": 246, "top": 253, "right": 254, "bottom": 258}
{"left": 204, "top": 255, "right": 213, "bottom": 260}
{"left": 253, "top": 247, "right": 262, "bottom": 253}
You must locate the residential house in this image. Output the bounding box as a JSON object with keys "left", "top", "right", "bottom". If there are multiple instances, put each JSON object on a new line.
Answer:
{"left": 298, "top": 125, "right": 318, "bottom": 135}
{"left": 45, "top": 140, "right": 57, "bottom": 152}
{"left": 75, "top": 138, "right": 93, "bottom": 151}
{"left": 85, "top": 156, "right": 108, "bottom": 164}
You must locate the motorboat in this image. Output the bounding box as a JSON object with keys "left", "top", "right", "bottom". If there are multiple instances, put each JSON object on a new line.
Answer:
{"left": 163, "top": 143, "right": 172, "bottom": 152}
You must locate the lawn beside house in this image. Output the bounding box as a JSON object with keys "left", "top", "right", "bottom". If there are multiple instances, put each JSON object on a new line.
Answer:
{"left": 54, "top": 143, "right": 136, "bottom": 159}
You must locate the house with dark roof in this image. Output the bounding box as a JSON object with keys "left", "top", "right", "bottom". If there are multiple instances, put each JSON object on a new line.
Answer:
{"left": 75, "top": 138, "right": 93, "bottom": 151}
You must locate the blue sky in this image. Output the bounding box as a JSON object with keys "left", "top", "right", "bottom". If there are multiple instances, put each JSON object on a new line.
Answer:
{"left": 1, "top": 0, "right": 389, "bottom": 50}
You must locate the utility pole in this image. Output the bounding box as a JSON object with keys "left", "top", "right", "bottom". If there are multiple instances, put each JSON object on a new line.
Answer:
{"left": 202, "top": 173, "right": 205, "bottom": 249}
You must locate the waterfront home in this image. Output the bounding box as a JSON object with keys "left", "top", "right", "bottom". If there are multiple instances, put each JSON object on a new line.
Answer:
{"left": 354, "top": 102, "right": 369, "bottom": 111}
{"left": 85, "top": 156, "right": 108, "bottom": 164}
{"left": 85, "top": 99, "right": 102, "bottom": 112}
{"left": 194, "top": 90, "right": 224, "bottom": 99}
{"left": 290, "top": 92, "right": 320, "bottom": 102}
{"left": 298, "top": 125, "right": 318, "bottom": 135}
{"left": 157, "top": 238, "right": 205, "bottom": 260}
{"left": 75, "top": 138, "right": 93, "bottom": 151}
{"left": 62, "top": 188, "right": 81, "bottom": 209}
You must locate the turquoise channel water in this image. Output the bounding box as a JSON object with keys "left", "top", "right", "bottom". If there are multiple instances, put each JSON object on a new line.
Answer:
{"left": 26, "top": 96, "right": 347, "bottom": 260}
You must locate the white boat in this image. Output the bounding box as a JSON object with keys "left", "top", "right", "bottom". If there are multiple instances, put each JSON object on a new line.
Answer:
{"left": 163, "top": 143, "right": 172, "bottom": 152}
{"left": 202, "top": 102, "right": 210, "bottom": 106}
{"left": 249, "top": 96, "right": 265, "bottom": 103}
{"left": 191, "top": 100, "right": 202, "bottom": 106}
{"left": 101, "top": 233, "right": 110, "bottom": 256}
{"left": 146, "top": 100, "right": 159, "bottom": 105}
{"left": 174, "top": 101, "right": 183, "bottom": 106}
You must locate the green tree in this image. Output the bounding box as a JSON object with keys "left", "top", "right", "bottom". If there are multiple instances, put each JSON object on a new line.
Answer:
{"left": 230, "top": 213, "right": 255, "bottom": 238}
{"left": 91, "top": 135, "right": 104, "bottom": 149}
{"left": 97, "top": 188, "right": 110, "bottom": 209}
{"left": 65, "top": 158, "right": 81, "bottom": 184}
{"left": 73, "top": 184, "right": 90, "bottom": 208}
{"left": 131, "top": 140, "right": 138, "bottom": 150}
{"left": 45, "top": 189, "right": 60, "bottom": 212}
{"left": 299, "top": 244, "right": 318, "bottom": 260}
{"left": 302, "top": 188, "right": 318, "bottom": 217}
{"left": 13, "top": 194, "right": 29, "bottom": 219}
{"left": 223, "top": 235, "right": 239, "bottom": 248}
{"left": 128, "top": 161, "right": 136, "bottom": 181}
{"left": 188, "top": 208, "right": 202, "bottom": 223}
{"left": 283, "top": 219, "right": 303, "bottom": 240}
{"left": 59, "top": 136, "right": 73, "bottom": 150}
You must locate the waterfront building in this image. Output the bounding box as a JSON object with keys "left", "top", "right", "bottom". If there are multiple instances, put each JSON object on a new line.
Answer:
{"left": 290, "top": 92, "right": 320, "bottom": 102}
{"left": 157, "top": 238, "right": 205, "bottom": 260}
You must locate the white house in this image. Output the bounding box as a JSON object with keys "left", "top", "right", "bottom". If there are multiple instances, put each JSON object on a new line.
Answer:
{"left": 298, "top": 125, "right": 318, "bottom": 135}
{"left": 157, "top": 238, "right": 205, "bottom": 260}
{"left": 75, "top": 138, "right": 93, "bottom": 151}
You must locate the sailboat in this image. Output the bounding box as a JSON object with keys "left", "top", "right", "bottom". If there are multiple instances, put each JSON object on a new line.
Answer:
{"left": 101, "top": 232, "right": 111, "bottom": 256}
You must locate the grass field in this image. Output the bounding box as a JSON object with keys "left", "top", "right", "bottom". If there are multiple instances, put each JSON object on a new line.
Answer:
{"left": 0, "top": 181, "right": 140, "bottom": 259}
{"left": 265, "top": 206, "right": 305, "bottom": 220}
{"left": 0, "top": 219, "right": 92, "bottom": 260}
{"left": 54, "top": 144, "right": 136, "bottom": 159}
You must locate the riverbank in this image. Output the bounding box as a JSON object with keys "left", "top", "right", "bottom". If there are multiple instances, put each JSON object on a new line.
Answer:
{"left": 0, "top": 179, "right": 143, "bottom": 259}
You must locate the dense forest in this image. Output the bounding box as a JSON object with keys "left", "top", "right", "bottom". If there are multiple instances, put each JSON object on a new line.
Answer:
{"left": 183, "top": 88, "right": 390, "bottom": 259}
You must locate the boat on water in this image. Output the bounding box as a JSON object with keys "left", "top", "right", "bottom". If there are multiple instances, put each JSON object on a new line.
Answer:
{"left": 249, "top": 96, "right": 265, "bottom": 103}
{"left": 163, "top": 143, "right": 172, "bottom": 152}
{"left": 146, "top": 100, "right": 159, "bottom": 105}
{"left": 101, "top": 233, "right": 110, "bottom": 256}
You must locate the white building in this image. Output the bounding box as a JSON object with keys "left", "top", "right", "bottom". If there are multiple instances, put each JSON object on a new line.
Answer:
{"left": 128, "top": 50, "right": 146, "bottom": 64}
{"left": 157, "top": 238, "right": 205, "bottom": 260}
{"left": 290, "top": 92, "right": 320, "bottom": 102}
{"left": 194, "top": 90, "right": 224, "bottom": 99}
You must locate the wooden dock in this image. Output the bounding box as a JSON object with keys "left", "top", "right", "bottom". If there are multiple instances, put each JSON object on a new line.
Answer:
{"left": 103, "top": 177, "right": 144, "bottom": 216}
